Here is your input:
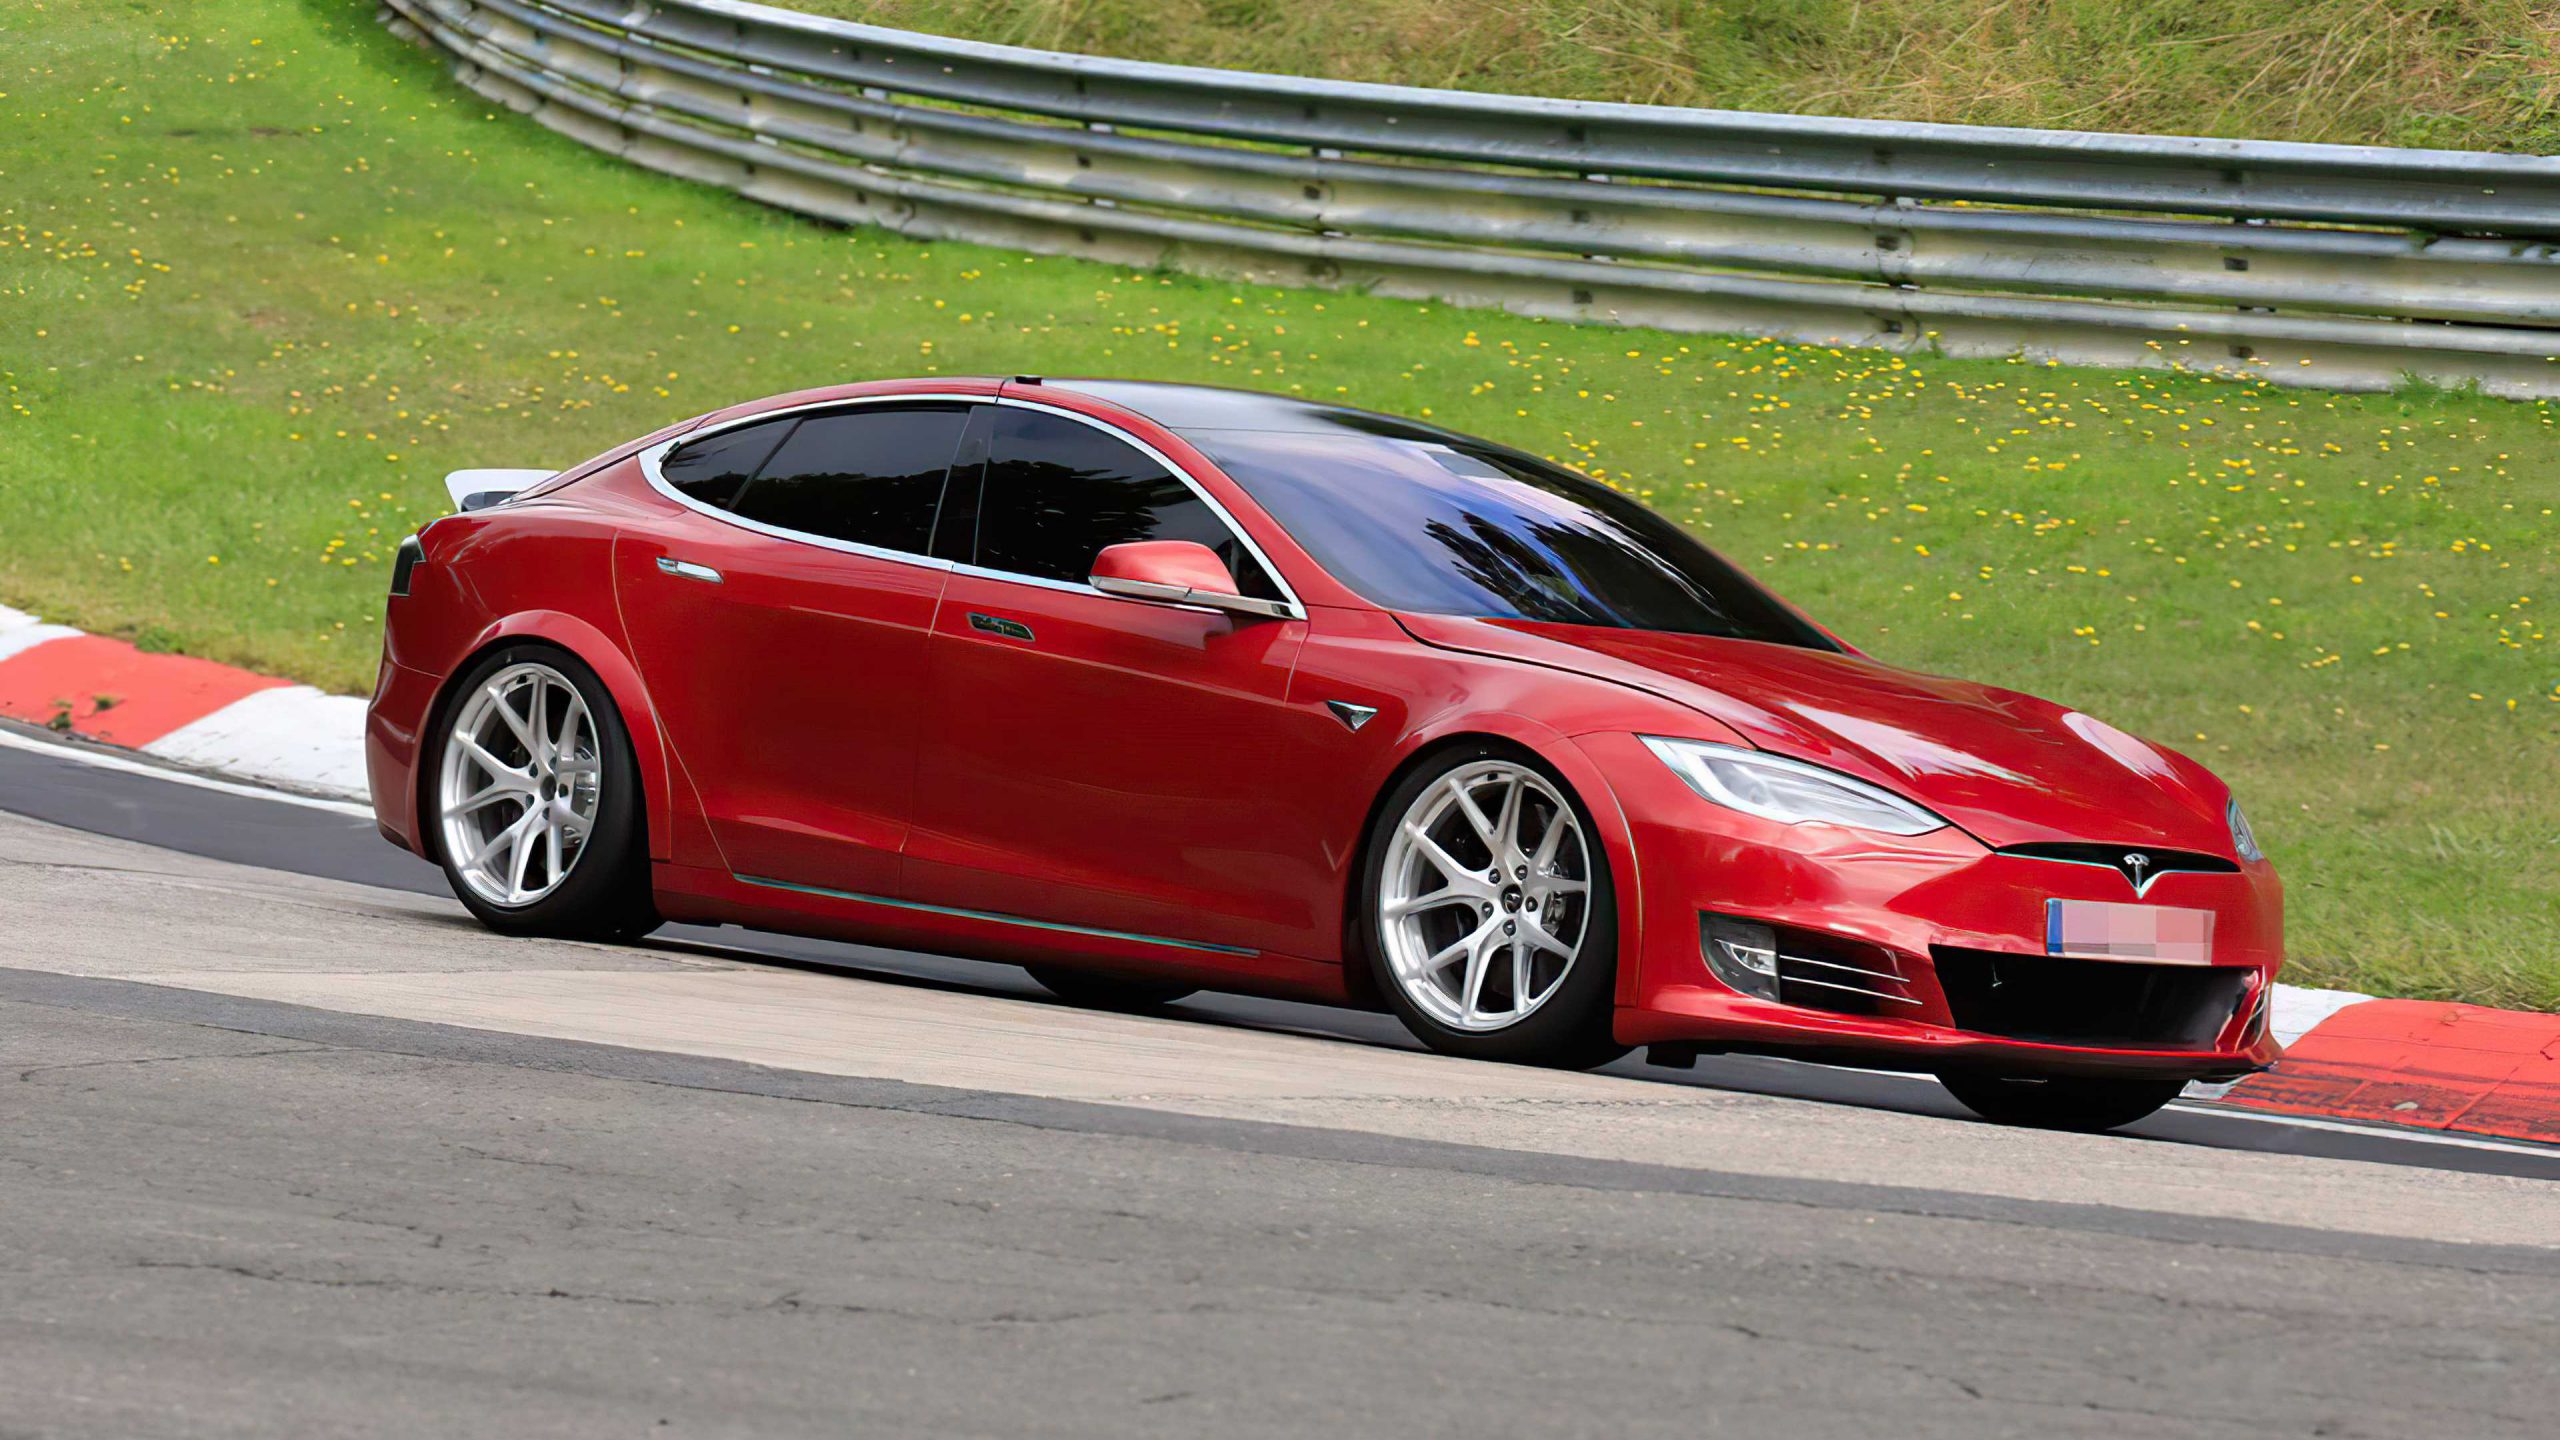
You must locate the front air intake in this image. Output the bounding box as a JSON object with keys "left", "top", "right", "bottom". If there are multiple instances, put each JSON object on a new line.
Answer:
{"left": 1932, "top": 946, "right": 2251, "bottom": 1049}
{"left": 1776, "top": 941, "right": 1922, "bottom": 1017}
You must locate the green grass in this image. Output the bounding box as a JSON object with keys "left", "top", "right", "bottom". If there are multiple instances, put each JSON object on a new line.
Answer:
{"left": 808, "top": 0, "right": 2560, "bottom": 151}
{"left": 4, "top": 0, "right": 2556, "bottom": 1007}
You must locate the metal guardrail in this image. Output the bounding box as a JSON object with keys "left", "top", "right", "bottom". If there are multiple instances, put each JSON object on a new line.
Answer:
{"left": 380, "top": 0, "right": 2560, "bottom": 395}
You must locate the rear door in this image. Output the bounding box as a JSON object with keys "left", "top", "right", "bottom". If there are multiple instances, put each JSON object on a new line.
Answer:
{"left": 614, "top": 400, "right": 974, "bottom": 895}
{"left": 902, "top": 403, "right": 1334, "bottom": 960}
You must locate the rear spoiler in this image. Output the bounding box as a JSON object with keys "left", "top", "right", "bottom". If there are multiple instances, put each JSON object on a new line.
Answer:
{"left": 443, "top": 467, "right": 556, "bottom": 513}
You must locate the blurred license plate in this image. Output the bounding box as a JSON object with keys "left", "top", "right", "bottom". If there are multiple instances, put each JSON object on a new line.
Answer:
{"left": 2044, "top": 899, "right": 2214, "bottom": 964}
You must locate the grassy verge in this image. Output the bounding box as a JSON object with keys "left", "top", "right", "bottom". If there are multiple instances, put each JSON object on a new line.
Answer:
{"left": 806, "top": 0, "right": 2560, "bottom": 151}
{"left": 3, "top": 0, "right": 2555, "bottom": 1006}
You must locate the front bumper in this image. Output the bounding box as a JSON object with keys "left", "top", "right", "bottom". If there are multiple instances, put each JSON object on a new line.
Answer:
{"left": 1577, "top": 733, "right": 2285, "bottom": 1081}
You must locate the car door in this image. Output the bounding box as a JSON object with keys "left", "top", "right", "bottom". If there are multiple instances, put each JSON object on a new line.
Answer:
{"left": 901, "top": 402, "right": 1335, "bottom": 960}
{"left": 613, "top": 400, "right": 974, "bottom": 895}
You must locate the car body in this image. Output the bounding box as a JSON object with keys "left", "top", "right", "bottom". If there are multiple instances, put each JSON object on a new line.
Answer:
{"left": 370, "top": 375, "right": 2283, "bottom": 1118}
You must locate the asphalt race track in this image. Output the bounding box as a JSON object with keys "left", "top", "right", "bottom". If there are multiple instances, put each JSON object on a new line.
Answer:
{"left": 2, "top": 719, "right": 2555, "bottom": 1436}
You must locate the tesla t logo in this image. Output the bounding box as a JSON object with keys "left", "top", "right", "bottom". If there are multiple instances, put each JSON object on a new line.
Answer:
{"left": 2122, "top": 852, "right": 2153, "bottom": 891}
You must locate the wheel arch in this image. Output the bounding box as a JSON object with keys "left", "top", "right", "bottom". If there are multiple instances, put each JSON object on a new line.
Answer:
{"left": 413, "top": 612, "right": 670, "bottom": 866}
{"left": 1339, "top": 717, "right": 1644, "bottom": 1011}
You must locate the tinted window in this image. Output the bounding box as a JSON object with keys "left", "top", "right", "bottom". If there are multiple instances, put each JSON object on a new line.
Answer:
{"left": 1186, "top": 427, "right": 1834, "bottom": 648}
{"left": 731, "top": 404, "right": 970, "bottom": 555}
{"left": 973, "top": 409, "right": 1279, "bottom": 597}
{"left": 659, "top": 416, "right": 796, "bottom": 510}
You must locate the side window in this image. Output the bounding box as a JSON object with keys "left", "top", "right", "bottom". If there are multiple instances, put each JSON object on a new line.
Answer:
{"left": 730, "top": 403, "right": 972, "bottom": 556}
{"left": 658, "top": 416, "right": 797, "bottom": 510}
{"left": 974, "top": 409, "right": 1280, "bottom": 597}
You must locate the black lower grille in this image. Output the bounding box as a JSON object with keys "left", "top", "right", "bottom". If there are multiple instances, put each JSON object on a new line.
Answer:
{"left": 1932, "top": 946, "right": 2251, "bottom": 1049}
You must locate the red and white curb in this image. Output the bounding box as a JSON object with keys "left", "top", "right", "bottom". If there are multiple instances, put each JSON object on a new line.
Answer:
{"left": 0, "top": 604, "right": 366, "bottom": 801}
{"left": 2220, "top": 995, "right": 2560, "bottom": 1146}
{"left": 2, "top": 603, "right": 2553, "bottom": 1146}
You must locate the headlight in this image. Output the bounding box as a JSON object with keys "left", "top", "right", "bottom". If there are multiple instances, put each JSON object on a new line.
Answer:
{"left": 1640, "top": 736, "right": 1947, "bottom": 836}
{"left": 2226, "top": 795, "right": 2263, "bottom": 862}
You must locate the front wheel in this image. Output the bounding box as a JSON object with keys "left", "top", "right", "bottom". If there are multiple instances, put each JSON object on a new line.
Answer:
{"left": 1937, "top": 1071, "right": 2186, "bottom": 1132}
{"left": 430, "top": 645, "right": 657, "bottom": 941}
{"left": 1358, "top": 745, "right": 1625, "bottom": 1069}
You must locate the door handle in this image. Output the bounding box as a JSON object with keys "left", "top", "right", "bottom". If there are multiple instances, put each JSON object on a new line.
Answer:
{"left": 657, "top": 556, "right": 723, "bottom": 584}
{"left": 967, "top": 612, "right": 1035, "bottom": 642}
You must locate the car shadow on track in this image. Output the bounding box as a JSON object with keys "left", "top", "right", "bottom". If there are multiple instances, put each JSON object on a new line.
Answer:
{"left": 633, "top": 924, "right": 1990, "bottom": 1127}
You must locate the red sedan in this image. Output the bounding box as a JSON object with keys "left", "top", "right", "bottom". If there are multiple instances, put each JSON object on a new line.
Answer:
{"left": 369, "top": 376, "right": 2283, "bottom": 1130}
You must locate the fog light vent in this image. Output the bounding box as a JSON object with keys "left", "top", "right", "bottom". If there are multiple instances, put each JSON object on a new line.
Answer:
{"left": 1701, "top": 914, "right": 1921, "bottom": 1014}
{"left": 1700, "top": 915, "right": 1780, "bottom": 1002}
{"left": 1777, "top": 947, "right": 1923, "bottom": 1014}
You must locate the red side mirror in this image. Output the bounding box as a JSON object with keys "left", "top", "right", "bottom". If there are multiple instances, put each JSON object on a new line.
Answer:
{"left": 1090, "top": 540, "right": 1240, "bottom": 597}
{"left": 1089, "top": 541, "right": 1295, "bottom": 620}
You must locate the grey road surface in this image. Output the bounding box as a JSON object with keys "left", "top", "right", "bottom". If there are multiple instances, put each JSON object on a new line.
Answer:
{"left": 3, "top": 728, "right": 2548, "bottom": 1177}
{"left": 1, "top": 730, "right": 2556, "bottom": 1436}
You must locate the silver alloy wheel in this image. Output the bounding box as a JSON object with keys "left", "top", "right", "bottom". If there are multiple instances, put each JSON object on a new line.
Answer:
{"left": 1379, "top": 759, "right": 1593, "bottom": 1032}
{"left": 436, "top": 661, "right": 601, "bottom": 908}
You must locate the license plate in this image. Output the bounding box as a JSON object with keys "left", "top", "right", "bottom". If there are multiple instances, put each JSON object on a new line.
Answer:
{"left": 2044, "top": 899, "right": 2214, "bottom": 965}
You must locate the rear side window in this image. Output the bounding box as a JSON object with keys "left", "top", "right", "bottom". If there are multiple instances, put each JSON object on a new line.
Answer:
{"left": 729, "top": 404, "right": 972, "bottom": 556}
{"left": 659, "top": 417, "right": 796, "bottom": 510}
{"left": 971, "top": 408, "right": 1279, "bottom": 597}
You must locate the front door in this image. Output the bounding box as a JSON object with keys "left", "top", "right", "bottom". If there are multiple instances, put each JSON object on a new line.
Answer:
{"left": 901, "top": 403, "right": 1333, "bottom": 958}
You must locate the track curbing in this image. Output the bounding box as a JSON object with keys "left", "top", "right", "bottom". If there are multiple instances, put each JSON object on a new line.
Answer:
{"left": 0, "top": 604, "right": 366, "bottom": 800}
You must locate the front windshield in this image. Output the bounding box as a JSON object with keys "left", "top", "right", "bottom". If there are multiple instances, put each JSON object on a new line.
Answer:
{"left": 1183, "top": 423, "right": 1836, "bottom": 649}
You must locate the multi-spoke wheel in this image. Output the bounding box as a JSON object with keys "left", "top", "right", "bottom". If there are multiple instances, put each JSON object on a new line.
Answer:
{"left": 429, "top": 646, "right": 656, "bottom": 940}
{"left": 439, "top": 662, "right": 599, "bottom": 908}
{"left": 1360, "top": 746, "right": 1623, "bottom": 1067}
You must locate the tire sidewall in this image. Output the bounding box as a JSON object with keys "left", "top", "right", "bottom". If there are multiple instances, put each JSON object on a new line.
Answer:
{"left": 1356, "top": 741, "right": 1623, "bottom": 1068}
{"left": 429, "top": 643, "right": 652, "bottom": 938}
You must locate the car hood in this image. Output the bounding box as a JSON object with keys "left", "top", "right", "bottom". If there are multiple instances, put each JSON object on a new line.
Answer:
{"left": 1397, "top": 615, "right": 2236, "bottom": 852}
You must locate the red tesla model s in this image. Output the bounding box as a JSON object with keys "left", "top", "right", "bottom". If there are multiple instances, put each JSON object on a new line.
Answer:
{"left": 369, "top": 375, "right": 2282, "bottom": 1129}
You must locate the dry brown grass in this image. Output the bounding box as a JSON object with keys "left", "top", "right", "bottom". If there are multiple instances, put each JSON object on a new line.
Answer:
{"left": 802, "top": 0, "right": 2560, "bottom": 148}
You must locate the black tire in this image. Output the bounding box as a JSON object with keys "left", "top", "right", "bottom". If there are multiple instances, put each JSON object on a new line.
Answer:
{"left": 427, "top": 643, "right": 658, "bottom": 942}
{"left": 1356, "top": 742, "right": 1627, "bottom": 1070}
{"left": 1024, "top": 966, "right": 1197, "bottom": 1011}
{"left": 1937, "top": 1071, "right": 2186, "bottom": 1132}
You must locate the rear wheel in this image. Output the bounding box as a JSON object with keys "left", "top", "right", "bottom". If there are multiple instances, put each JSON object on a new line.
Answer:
{"left": 431, "top": 645, "right": 656, "bottom": 941}
{"left": 1359, "top": 745, "right": 1624, "bottom": 1069}
{"left": 1937, "top": 1071, "right": 2185, "bottom": 1132}
{"left": 1024, "top": 966, "right": 1196, "bottom": 1011}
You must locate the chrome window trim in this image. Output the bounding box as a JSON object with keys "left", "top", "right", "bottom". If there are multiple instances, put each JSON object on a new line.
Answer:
{"left": 951, "top": 561, "right": 1103, "bottom": 599}
{"left": 636, "top": 390, "right": 1307, "bottom": 621}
